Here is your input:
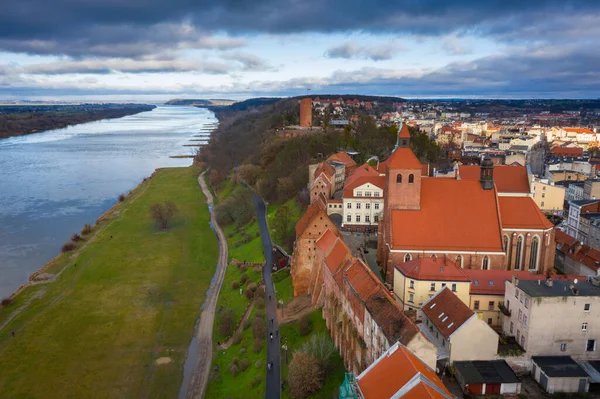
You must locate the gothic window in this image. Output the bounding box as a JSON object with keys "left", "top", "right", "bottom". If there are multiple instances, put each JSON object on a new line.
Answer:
{"left": 404, "top": 253, "right": 412, "bottom": 262}
{"left": 504, "top": 234, "right": 511, "bottom": 269}
{"left": 456, "top": 254, "right": 463, "bottom": 268}
{"left": 529, "top": 236, "right": 539, "bottom": 270}
{"left": 396, "top": 174, "right": 402, "bottom": 184}
{"left": 409, "top": 174, "right": 414, "bottom": 184}
{"left": 515, "top": 236, "right": 524, "bottom": 270}
{"left": 482, "top": 256, "right": 490, "bottom": 270}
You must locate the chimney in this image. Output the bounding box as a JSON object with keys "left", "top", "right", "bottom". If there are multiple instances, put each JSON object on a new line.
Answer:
{"left": 480, "top": 157, "right": 494, "bottom": 190}
{"left": 512, "top": 274, "right": 519, "bottom": 286}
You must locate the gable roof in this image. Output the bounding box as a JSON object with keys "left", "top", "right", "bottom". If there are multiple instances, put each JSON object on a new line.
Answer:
{"left": 385, "top": 147, "right": 423, "bottom": 170}
{"left": 422, "top": 287, "right": 474, "bottom": 339}
{"left": 356, "top": 342, "right": 452, "bottom": 399}
{"left": 555, "top": 229, "right": 577, "bottom": 247}
{"left": 399, "top": 123, "right": 411, "bottom": 139}
{"left": 563, "top": 127, "right": 594, "bottom": 134}
{"left": 313, "top": 161, "right": 335, "bottom": 180}
{"left": 459, "top": 164, "right": 530, "bottom": 193}
{"left": 324, "top": 238, "right": 351, "bottom": 274}
{"left": 498, "top": 197, "right": 554, "bottom": 229}
{"left": 294, "top": 200, "right": 327, "bottom": 237}
{"left": 390, "top": 179, "right": 504, "bottom": 252}
{"left": 315, "top": 229, "right": 338, "bottom": 254}
{"left": 345, "top": 163, "right": 380, "bottom": 186}
{"left": 327, "top": 152, "right": 357, "bottom": 168}
{"left": 395, "top": 258, "right": 470, "bottom": 282}
{"left": 342, "top": 175, "right": 386, "bottom": 199}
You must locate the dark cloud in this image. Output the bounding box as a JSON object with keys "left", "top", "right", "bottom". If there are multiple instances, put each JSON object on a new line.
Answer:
{"left": 325, "top": 41, "right": 400, "bottom": 61}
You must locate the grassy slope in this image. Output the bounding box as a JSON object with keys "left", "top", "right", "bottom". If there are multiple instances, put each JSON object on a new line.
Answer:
{"left": 0, "top": 166, "right": 218, "bottom": 398}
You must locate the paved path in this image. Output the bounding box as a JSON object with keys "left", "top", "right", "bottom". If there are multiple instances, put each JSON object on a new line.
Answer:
{"left": 252, "top": 194, "right": 281, "bottom": 399}
{"left": 178, "top": 171, "right": 229, "bottom": 399}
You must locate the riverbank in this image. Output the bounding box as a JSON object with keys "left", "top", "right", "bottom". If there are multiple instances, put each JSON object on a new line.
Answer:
{"left": 0, "top": 166, "right": 219, "bottom": 398}
{"left": 0, "top": 103, "right": 156, "bottom": 139}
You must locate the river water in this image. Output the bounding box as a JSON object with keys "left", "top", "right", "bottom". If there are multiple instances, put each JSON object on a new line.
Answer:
{"left": 0, "top": 105, "right": 217, "bottom": 298}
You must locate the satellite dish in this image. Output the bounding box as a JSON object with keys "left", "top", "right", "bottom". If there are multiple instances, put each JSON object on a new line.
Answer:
{"left": 574, "top": 279, "right": 578, "bottom": 284}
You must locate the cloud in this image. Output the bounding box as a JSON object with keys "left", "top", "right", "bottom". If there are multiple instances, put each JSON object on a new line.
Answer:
{"left": 325, "top": 41, "right": 400, "bottom": 61}
{"left": 222, "top": 51, "right": 275, "bottom": 71}
{"left": 441, "top": 35, "right": 472, "bottom": 55}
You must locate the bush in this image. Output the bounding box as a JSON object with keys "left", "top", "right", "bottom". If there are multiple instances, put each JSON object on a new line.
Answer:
{"left": 240, "top": 274, "right": 248, "bottom": 284}
{"left": 71, "top": 233, "right": 82, "bottom": 242}
{"left": 81, "top": 223, "right": 92, "bottom": 235}
{"left": 61, "top": 242, "right": 76, "bottom": 252}
{"left": 255, "top": 360, "right": 262, "bottom": 369}
{"left": 150, "top": 200, "right": 178, "bottom": 229}
{"left": 252, "top": 315, "right": 266, "bottom": 340}
{"left": 256, "top": 297, "right": 265, "bottom": 309}
{"left": 232, "top": 357, "right": 239, "bottom": 366}
{"left": 239, "top": 358, "right": 249, "bottom": 372}
{"left": 239, "top": 347, "right": 246, "bottom": 355}
{"left": 243, "top": 318, "right": 252, "bottom": 330}
{"left": 218, "top": 309, "right": 235, "bottom": 337}
{"left": 253, "top": 338, "right": 264, "bottom": 353}
{"left": 245, "top": 287, "right": 255, "bottom": 300}
{"left": 298, "top": 314, "right": 312, "bottom": 336}
{"left": 239, "top": 264, "right": 247, "bottom": 273}
{"left": 118, "top": 193, "right": 125, "bottom": 202}
{"left": 251, "top": 375, "right": 262, "bottom": 387}
{"left": 1, "top": 298, "right": 11, "bottom": 306}
{"left": 255, "top": 309, "right": 265, "bottom": 320}
{"left": 232, "top": 333, "right": 242, "bottom": 345}
{"left": 232, "top": 281, "right": 240, "bottom": 290}
{"left": 288, "top": 352, "right": 323, "bottom": 399}
{"left": 228, "top": 363, "right": 238, "bottom": 377}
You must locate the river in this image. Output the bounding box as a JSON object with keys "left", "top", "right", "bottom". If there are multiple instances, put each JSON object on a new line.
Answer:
{"left": 0, "top": 105, "right": 217, "bottom": 298}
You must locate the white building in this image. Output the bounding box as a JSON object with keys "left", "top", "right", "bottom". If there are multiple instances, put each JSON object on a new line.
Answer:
{"left": 341, "top": 176, "right": 385, "bottom": 233}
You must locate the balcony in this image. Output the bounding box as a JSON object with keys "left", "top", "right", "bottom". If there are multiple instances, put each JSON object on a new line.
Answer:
{"left": 498, "top": 302, "right": 511, "bottom": 316}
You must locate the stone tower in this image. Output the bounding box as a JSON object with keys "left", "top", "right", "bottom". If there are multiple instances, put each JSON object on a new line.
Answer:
{"left": 299, "top": 98, "right": 312, "bottom": 128}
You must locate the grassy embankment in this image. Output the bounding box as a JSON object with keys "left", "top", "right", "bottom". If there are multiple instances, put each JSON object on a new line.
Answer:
{"left": 0, "top": 166, "right": 218, "bottom": 398}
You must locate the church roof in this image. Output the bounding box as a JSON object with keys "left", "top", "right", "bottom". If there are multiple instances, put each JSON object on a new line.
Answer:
{"left": 385, "top": 147, "right": 423, "bottom": 170}
{"left": 390, "top": 179, "right": 504, "bottom": 252}
{"left": 498, "top": 197, "right": 554, "bottom": 229}
{"left": 459, "top": 164, "right": 530, "bottom": 193}
{"left": 399, "top": 123, "right": 411, "bottom": 139}
{"left": 395, "top": 258, "right": 470, "bottom": 282}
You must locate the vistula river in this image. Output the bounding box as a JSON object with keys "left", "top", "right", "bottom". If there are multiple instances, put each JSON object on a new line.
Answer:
{"left": 0, "top": 105, "right": 217, "bottom": 298}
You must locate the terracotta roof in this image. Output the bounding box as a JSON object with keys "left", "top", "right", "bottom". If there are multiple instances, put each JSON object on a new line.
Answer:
{"left": 324, "top": 239, "right": 351, "bottom": 274}
{"left": 312, "top": 173, "right": 332, "bottom": 189}
{"left": 422, "top": 287, "right": 474, "bottom": 339}
{"left": 356, "top": 342, "right": 452, "bottom": 399}
{"left": 342, "top": 175, "right": 386, "bottom": 199}
{"left": 555, "top": 229, "right": 577, "bottom": 247}
{"left": 327, "top": 199, "right": 342, "bottom": 204}
{"left": 566, "top": 245, "right": 600, "bottom": 272}
{"left": 465, "top": 270, "right": 584, "bottom": 295}
{"left": 564, "top": 127, "right": 594, "bottom": 134}
{"left": 385, "top": 147, "right": 423, "bottom": 170}
{"left": 395, "top": 258, "right": 470, "bottom": 282}
{"left": 327, "top": 152, "right": 357, "bottom": 168}
{"left": 399, "top": 123, "right": 411, "bottom": 139}
{"left": 294, "top": 200, "right": 327, "bottom": 237}
{"left": 315, "top": 229, "right": 338, "bottom": 253}
{"left": 345, "top": 163, "right": 380, "bottom": 186}
{"left": 313, "top": 162, "right": 335, "bottom": 180}
{"left": 390, "top": 179, "right": 504, "bottom": 252}
{"left": 459, "top": 165, "right": 530, "bottom": 193}
{"left": 498, "top": 197, "right": 554, "bottom": 229}
{"left": 343, "top": 259, "right": 381, "bottom": 300}
{"left": 551, "top": 146, "right": 583, "bottom": 157}
{"left": 365, "top": 288, "right": 420, "bottom": 344}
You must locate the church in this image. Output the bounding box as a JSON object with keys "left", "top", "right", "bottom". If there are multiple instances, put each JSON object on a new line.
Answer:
{"left": 377, "top": 125, "right": 555, "bottom": 282}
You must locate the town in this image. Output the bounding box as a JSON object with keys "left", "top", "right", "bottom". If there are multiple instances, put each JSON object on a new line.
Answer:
{"left": 286, "top": 97, "right": 600, "bottom": 397}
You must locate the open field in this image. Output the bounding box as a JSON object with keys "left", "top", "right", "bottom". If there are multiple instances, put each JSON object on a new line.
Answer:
{"left": 0, "top": 166, "right": 218, "bottom": 398}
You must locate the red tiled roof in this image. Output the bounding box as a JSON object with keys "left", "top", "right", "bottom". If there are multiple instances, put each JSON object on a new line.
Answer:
{"left": 567, "top": 245, "right": 600, "bottom": 272}
{"left": 390, "top": 179, "right": 504, "bottom": 251}
{"left": 385, "top": 147, "right": 423, "bottom": 170}
{"left": 327, "top": 152, "right": 357, "bottom": 168}
{"left": 555, "top": 229, "right": 577, "bottom": 247}
{"left": 294, "top": 201, "right": 327, "bottom": 237}
{"left": 395, "top": 258, "right": 469, "bottom": 282}
{"left": 459, "top": 165, "right": 530, "bottom": 193}
{"left": 324, "top": 239, "right": 351, "bottom": 274}
{"left": 345, "top": 163, "right": 380, "bottom": 186}
{"left": 344, "top": 259, "right": 381, "bottom": 300}
{"left": 313, "top": 162, "right": 335, "bottom": 180}
{"left": 356, "top": 342, "right": 451, "bottom": 399}
{"left": 342, "top": 176, "right": 386, "bottom": 199}
{"left": 327, "top": 199, "right": 342, "bottom": 204}
{"left": 551, "top": 146, "right": 583, "bottom": 157}
{"left": 564, "top": 127, "right": 594, "bottom": 134}
{"left": 399, "top": 123, "right": 411, "bottom": 139}
{"left": 366, "top": 288, "right": 420, "bottom": 345}
{"left": 498, "top": 197, "right": 554, "bottom": 229}
{"left": 315, "top": 229, "right": 337, "bottom": 253}
{"left": 422, "top": 288, "right": 474, "bottom": 339}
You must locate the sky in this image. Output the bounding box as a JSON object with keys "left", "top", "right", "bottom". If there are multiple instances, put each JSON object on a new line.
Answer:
{"left": 1, "top": 0, "right": 599, "bottom": 100}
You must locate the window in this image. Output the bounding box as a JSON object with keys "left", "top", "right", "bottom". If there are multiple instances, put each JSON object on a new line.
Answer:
{"left": 374, "top": 215, "right": 379, "bottom": 223}
{"left": 347, "top": 202, "right": 351, "bottom": 209}
{"left": 510, "top": 321, "right": 514, "bottom": 334}
{"left": 396, "top": 174, "right": 402, "bottom": 183}
{"left": 430, "top": 283, "right": 436, "bottom": 292}
{"left": 365, "top": 192, "right": 372, "bottom": 197}
{"left": 441, "top": 283, "right": 447, "bottom": 288}
{"left": 356, "top": 203, "right": 361, "bottom": 209}
{"left": 541, "top": 201, "right": 545, "bottom": 207}
{"left": 409, "top": 174, "right": 415, "bottom": 184}
{"left": 525, "top": 297, "right": 529, "bottom": 308}
{"left": 583, "top": 322, "right": 588, "bottom": 331}
{"left": 488, "top": 301, "right": 494, "bottom": 311}
{"left": 518, "top": 309, "right": 522, "bottom": 321}
{"left": 482, "top": 256, "right": 490, "bottom": 270}
{"left": 346, "top": 215, "right": 351, "bottom": 222}
{"left": 404, "top": 253, "right": 412, "bottom": 262}
{"left": 521, "top": 335, "right": 525, "bottom": 347}
{"left": 451, "top": 283, "right": 457, "bottom": 292}
{"left": 365, "top": 215, "right": 370, "bottom": 223}
{"left": 587, "top": 339, "right": 596, "bottom": 352}
{"left": 408, "top": 293, "right": 414, "bottom": 303}
{"left": 515, "top": 236, "right": 524, "bottom": 270}
{"left": 561, "top": 343, "right": 567, "bottom": 352}
{"left": 356, "top": 215, "right": 361, "bottom": 222}
{"left": 474, "top": 300, "right": 480, "bottom": 310}
{"left": 409, "top": 280, "right": 415, "bottom": 289}
{"left": 365, "top": 203, "right": 371, "bottom": 209}
{"left": 456, "top": 254, "right": 463, "bottom": 268}
{"left": 529, "top": 236, "right": 539, "bottom": 270}
{"left": 487, "top": 318, "right": 492, "bottom": 325}
{"left": 523, "top": 315, "right": 528, "bottom": 328}
{"left": 374, "top": 203, "right": 380, "bottom": 210}
{"left": 585, "top": 303, "right": 591, "bottom": 312}
{"left": 374, "top": 191, "right": 380, "bottom": 197}
{"left": 542, "top": 193, "right": 545, "bottom": 198}
{"left": 520, "top": 292, "right": 524, "bottom": 303}
{"left": 503, "top": 235, "right": 511, "bottom": 268}
{"left": 356, "top": 191, "right": 362, "bottom": 196}
{"left": 515, "top": 288, "right": 519, "bottom": 299}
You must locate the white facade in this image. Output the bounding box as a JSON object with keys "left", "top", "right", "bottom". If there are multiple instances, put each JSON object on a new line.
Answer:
{"left": 342, "top": 182, "right": 384, "bottom": 229}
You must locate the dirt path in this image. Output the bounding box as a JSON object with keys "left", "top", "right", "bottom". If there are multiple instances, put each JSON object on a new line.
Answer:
{"left": 219, "top": 302, "right": 255, "bottom": 350}
{"left": 277, "top": 295, "right": 317, "bottom": 325}
{"left": 179, "top": 171, "right": 229, "bottom": 399}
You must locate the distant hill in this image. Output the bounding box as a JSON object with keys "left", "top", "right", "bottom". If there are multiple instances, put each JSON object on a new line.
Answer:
{"left": 165, "top": 99, "right": 236, "bottom": 106}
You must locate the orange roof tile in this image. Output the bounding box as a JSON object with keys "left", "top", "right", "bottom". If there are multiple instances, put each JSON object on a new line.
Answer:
{"left": 459, "top": 165, "right": 530, "bottom": 193}
{"left": 315, "top": 229, "right": 338, "bottom": 253}
{"left": 399, "top": 123, "right": 411, "bottom": 139}
{"left": 422, "top": 288, "right": 474, "bottom": 339}
{"left": 551, "top": 146, "right": 583, "bottom": 157}
{"left": 357, "top": 343, "right": 451, "bottom": 399}
{"left": 498, "top": 197, "right": 554, "bottom": 229}
{"left": 325, "top": 239, "right": 351, "bottom": 274}
{"left": 390, "top": 179, "right": 504, "bottom": 251}
{"left": 564, "top": 127, "right": 594, "bottom": 134}
{"left": 555, "top": 229, "right": 577, "bottom": 247}
{"left": 294, "top": 201, "right": 326, "bottom": 237}
{"left": 385, "top": 147, "right": 423, "bottom": 170}
{"left": 345, "top": 163, "right": 380, "bottom": 186}
{"left": 343, "top": 259, "right": 381, "bottom": 300}
{"left": 342, "top": 175, "right": 386, "bottom": 199}
{"left": 395, "top": 258, "right": 470, "bottom": 282}
{"left": 327, "top": 152, "right": 357, "bottom": 168}
{"left": 313, "top": 161, "right": 335, "bottom": 180}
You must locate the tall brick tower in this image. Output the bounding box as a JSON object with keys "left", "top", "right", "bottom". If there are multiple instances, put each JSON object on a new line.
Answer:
{"left": 299, "top": 98, "right": 312, "bottom": 128}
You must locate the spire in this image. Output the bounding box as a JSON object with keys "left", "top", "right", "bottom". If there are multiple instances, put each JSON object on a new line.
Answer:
{"left": 395, "top": 122, "right": 410, "bottom": 149}
{"left": 394, "top": 121, "right": 403, "bottom": 150}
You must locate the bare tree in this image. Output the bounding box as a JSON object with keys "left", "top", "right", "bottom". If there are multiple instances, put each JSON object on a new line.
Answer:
{"left": 299, "top": 333, "right": 335, "bottom": 369}
{"left": 288, "top": 352, "right": 323, "bottom": 399}
{"left": 150, "top": 201, "right": 178, "bottom": 229}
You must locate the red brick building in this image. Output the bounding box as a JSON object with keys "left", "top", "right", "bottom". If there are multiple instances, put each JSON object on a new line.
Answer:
{"left": 299, "top": 98, "right": 312, "bottom": 128}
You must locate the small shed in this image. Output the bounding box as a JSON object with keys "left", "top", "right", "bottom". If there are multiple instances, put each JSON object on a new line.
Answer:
{"left": 532, "top": 356, "right": 589, "bottom": 394}
{"left": 454, "top": 360, "right": 521, "bottom": 396}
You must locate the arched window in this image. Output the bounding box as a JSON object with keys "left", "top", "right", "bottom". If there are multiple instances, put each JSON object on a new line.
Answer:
{"left": 409, "top": 174, "right": 415, "bottom": 184}
{"left": 482, "top": 256, "right": 490, "bottom": 270}
{"left": 456, "top": 255, "right": 463, "bottom": 268}
{"left": 515, "top": 236, "right": 524, "bottom": 270}
{"left": 504, "top": 235, "right": 511, "bottom": 269}
{"left": 529, "top": 236, "right": 540, "bottom": 270}
{"left": 396, "top": 174, "right": 402, "bottom": 184}
{"left": 404, "top": 253, "right": 412, "bottom": 262}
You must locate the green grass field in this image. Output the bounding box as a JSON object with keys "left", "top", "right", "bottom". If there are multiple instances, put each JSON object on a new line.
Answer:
{"left": 0, "top": 166, "right": 219, "bottom": 398}
{"left": 273, "top": 269, "right": 294, "bottom": 304}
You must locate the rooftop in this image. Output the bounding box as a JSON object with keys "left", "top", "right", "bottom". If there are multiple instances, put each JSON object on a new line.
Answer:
{"left": 516, "top": 279, "right": 600, "bottom": 298}
{"left": 459, "top": 164, "right": 530, "bottom": 193}
{"left": 385, "top": 147, "right": 423, "bottom": 170}
{"left": 395, "top": 258, "right": 470, "bottom": 282}
{"left": 453, "top": 360, "right": 520, "bottom": 384}
{"left": 498, "top": 197, "right": 554, "bottom": 229}
{"left": 570, "top": 199, "right": 600, "bottom": 207}
{"left": 532, "top": 356, "right": 589, "bottom": 378}
{"left": 422, "top": 287, "right": 474, "bottom": 339}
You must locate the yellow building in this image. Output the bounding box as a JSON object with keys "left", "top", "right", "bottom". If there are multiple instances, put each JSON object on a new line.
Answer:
{"left": 531, "top": 177, "right": 565, "bottom": 212}
{"left": 392, "top": 258, "right": 471, "bottom": 320}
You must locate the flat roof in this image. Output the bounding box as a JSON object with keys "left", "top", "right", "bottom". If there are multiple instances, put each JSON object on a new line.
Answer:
{"left": 517, "top": 280, "right": 600, "bottom": 298}
{"left": 532, "top": 356, "right": 589, "bottom": 378}
{"left": 454, "top": 360, "right": 520, "bottom": 384}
